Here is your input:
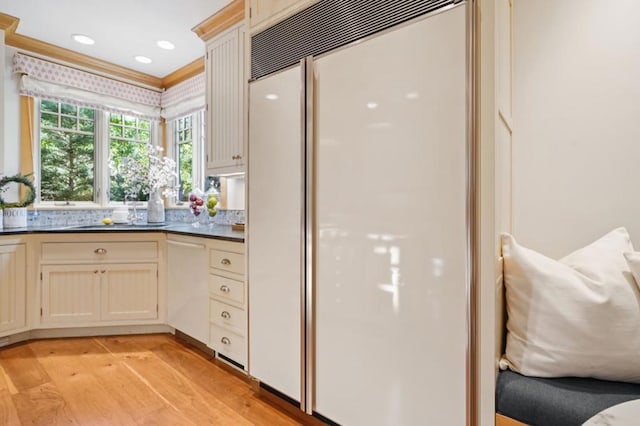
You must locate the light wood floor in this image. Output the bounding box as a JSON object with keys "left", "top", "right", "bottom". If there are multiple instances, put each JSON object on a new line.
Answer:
{"left": 0, "top": 334, "right": 303, "bottom": 425}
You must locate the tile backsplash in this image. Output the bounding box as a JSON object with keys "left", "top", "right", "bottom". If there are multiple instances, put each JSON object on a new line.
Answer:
{"left": 26, "top": 208, "right": 245, "bottom": 227}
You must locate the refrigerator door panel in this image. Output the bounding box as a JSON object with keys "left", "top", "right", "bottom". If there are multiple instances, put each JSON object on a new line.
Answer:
{"left": 314, "top": 5, "right": 468, "bottom": 425}
{"left": 248, "top": 65, "right": 303, "bottom": 401}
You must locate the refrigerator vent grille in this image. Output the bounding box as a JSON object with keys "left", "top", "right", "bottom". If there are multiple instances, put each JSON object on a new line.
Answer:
{"left": 251, "top": 0, "right": 459, "bottom": 79}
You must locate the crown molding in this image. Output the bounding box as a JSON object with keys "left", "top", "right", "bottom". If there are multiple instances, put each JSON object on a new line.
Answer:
{"left": 162, "top": 57, "right": 205, "bottom": 89}
{"left": 192, "top": 0, "right": 244, "bottom": 42}
{"left": 6, "top": 32, "right": 163, "bottom": 88}
{"left": 0, "top": 13, "right": 19, "bottom": 33}
{"left": 0, "top": 12, "right": 207, "bottom": 89}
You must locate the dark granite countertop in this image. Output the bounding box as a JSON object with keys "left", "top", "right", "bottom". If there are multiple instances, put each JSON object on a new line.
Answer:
{"left": 0, "top": 222, "right": 244, "bottom": 243}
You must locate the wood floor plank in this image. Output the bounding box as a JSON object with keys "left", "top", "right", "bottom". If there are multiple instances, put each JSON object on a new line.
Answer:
{"left": 0, "top": 366, "right": 20, "bottom": 426}
{"left": 148, "top": 338, "right": 302, "bottom": 425}
{"left": 12, "top": 382, "right": 78, "bottom": 425}
{"left": 0, "top": 344, "right": 51, "bottom": 392}
{"left": 29, "top": 338, "right": 141, "bottom": 425}
{"left": 97, "top": 335, "right": 255, "bottom": 425}
{"left": 0, "top": 334, "right": 307, "bottom": 425}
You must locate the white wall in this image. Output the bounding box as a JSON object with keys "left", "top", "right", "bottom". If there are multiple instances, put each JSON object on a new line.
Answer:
{"left": 1, "top": 43, "right": 21, "bottom": 178}
{"left": 513, "top": 0, "right": 640, "bottom": 258}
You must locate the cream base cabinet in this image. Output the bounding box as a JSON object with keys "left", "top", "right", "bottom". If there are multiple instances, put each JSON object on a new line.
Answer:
{"left": 167, "top": 236, "right": 208, "bottom": 344}
{"left": 205, "top": 23, "right": 245, "bottom": 175}
{"left": 101, "top": 264, "right": 158, "bottom": 321}
{"left": 208, "top": 240, "right": 246, "bottom": 369}
{"left": 41, "top": 263, "right": 158, "bottom": 324}
{"left": 41, "top": 264, "right": 101, "bottom": 324}
{"left": 0, "top": 243, "right": 27, "bottom": 336}
{"left": 39, "top": 237, "right": 161, "bottom": 328}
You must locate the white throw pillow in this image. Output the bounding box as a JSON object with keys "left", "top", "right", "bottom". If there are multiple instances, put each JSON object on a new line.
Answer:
{"left": 500, "top": 227, "right": 640, "bottom": 383}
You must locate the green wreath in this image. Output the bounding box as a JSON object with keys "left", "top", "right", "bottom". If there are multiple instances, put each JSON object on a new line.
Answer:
{"left": 0, "top": 174, "right": 36, "bottom": 208}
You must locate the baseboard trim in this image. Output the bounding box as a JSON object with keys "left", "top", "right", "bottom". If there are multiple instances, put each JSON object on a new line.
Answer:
{"left": 0, "top": 324, "right": 174, "bottom": 347}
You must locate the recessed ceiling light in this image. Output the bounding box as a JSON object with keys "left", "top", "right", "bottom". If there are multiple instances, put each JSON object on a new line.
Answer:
{"left": 366, "top": 102, "right": 378, "bottom": 109}
{"left": 157, "top": 40, "right": 175, "bottom": 50}
{"left": 265, "top": 94, "right": 279, "bottom": 100}
{"left": 135, "top": 56, "right": 152, "bottom": 64}
{"left": 72, "top": 34, "right": 95, "bottom": 45}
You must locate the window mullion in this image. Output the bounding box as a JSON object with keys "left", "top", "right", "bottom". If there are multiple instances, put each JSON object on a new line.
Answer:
{"left": 96, "top": 111, "right": 109, "bottom": 206}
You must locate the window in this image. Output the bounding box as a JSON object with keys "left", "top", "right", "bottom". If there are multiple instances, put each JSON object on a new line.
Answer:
{"left": 108, "top": 114, "right": 152, "bottom": 202}
{"left": 39, "top": 100, "right": 96, "bottom": 202}
{"left": 35, "top": 99, "right": 159, "bottom": 207}
{"left": 172, "top": 111, "right": 204, "bottom": 203}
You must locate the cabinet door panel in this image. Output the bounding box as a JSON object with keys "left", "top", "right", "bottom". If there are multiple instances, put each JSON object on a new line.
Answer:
{"left": 206, "top": 25, "right": 244, "bottom": 174}
{"left": 42, "top": 265, "right": 101, "bottom": 324}
{"left": 101, "top": 264, "right": 158, "bottom": 321}
{"left": 167, "top": 238, "right": 208, "bottom": 343}
{"left": 0, "top": 244, "right": 26, "bottom": 335}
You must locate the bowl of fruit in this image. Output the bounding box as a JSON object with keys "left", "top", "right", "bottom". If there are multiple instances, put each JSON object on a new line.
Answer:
{"left": 188, "top": 191, "right": 206, "bottom": 227}
{"left": 206, "top": 193, "right": 218, "bottom": 219}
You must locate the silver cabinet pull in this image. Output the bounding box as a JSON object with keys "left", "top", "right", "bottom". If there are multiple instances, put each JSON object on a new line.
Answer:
{"left": 221, "top": 258, "right": 231, "bottom": 266}
{"left": 94, "top": 248, "right": 107, "bottom": 254}
{"left": 219, "top": 285, "right": 230, "bottom": 293}
{"left": 221, "top": 311, "right": 231, "bottom": 319}
{"left": 221, "top": 337, "right": 231, "bottom": 345}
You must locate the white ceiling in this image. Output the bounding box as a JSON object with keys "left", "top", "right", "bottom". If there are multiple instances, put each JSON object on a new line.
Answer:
{"left": 0, "top": 0, "right": 232, "bottom": 78}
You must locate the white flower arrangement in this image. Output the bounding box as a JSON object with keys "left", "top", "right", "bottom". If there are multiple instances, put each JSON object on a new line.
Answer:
{"left": 109, "top": 143, "right": 178, "bottom": 199}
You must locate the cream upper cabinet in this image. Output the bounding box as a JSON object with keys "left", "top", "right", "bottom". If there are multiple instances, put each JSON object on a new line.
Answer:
{"left": 0, "top": 242, "right": 27, "bottom": 337}
{"left": 248, "top": 0, "right": 319, "bottom": 31}
{"left": 205, "top": 23, "right": 245, "bottom": 175}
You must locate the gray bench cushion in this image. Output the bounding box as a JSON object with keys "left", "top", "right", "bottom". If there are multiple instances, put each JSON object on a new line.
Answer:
{"left": 496, "top": 370, "right": 640, "bottom": 426}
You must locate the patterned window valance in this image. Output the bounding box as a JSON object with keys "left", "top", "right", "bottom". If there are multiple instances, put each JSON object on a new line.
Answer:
{"left": 13, "top": 53, "right": 162, "bottom": 119}
{"left": 160, "top": 73, "right": 206, "bottom": 120}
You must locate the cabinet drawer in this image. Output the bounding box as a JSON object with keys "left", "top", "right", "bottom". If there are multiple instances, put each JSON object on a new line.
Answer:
{"left": 209, "top": 274, "right": 244, "bottom": 305}
{"left": 42, "top": 242, "right": 158, "bottom": 262}
{"left": 210, "top": 299, "right": 245, "bottom": 335}
{"left": 210, "top": 325, "right": 246, "bottom": 366}
{"left": 209, "top": 249, "right": 244, "bottom": 275}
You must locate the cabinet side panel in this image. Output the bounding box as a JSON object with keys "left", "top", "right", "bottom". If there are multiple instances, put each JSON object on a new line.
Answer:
{"left": 248, "top": 65, "right": 303, "bottom": 401}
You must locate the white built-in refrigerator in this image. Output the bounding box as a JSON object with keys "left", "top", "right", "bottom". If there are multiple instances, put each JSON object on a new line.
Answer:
{"left": 248, "top": 4, "right": 470, "bottom": 425}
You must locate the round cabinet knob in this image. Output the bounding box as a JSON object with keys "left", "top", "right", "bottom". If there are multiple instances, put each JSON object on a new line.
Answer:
{"left": 221, "top": 311, "right": 231, "bottom": 319}
{"left": 221, "top": 337, "right": 231, "bottom": 345}
{"left": 220, "top": 285, "right": 230, "bottom": 293}
{"left": 94, "top": 248, "right": 107, "bottom": 254}
{"left": 221, "top": 258, "right": 231, "bottom": 266}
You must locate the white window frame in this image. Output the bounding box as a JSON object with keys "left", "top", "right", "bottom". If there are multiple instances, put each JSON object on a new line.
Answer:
{"left": 167, "top": 110, "right": 205, "bottom": 207}
{"left": 33, "top": 98, "right": 159, "bottom": 209}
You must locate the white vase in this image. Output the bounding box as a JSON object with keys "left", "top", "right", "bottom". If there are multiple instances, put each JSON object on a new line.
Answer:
{"left": 3, "top": 207, "right": 27, "bottom": 228}
{"left": 147, "top": 190, "right": 165, "bottom": 223}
